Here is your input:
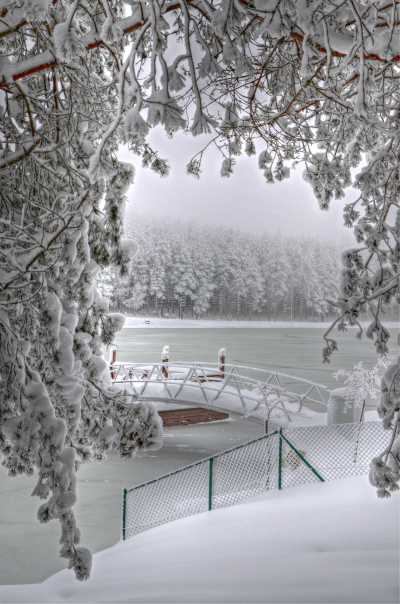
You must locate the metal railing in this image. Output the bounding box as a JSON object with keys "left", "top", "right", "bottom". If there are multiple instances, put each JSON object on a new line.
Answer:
{"left": 121, "top": 420, "right": 389, "bottom": 540}
{"left": 112, "top": 361, "right": 331, "bottom": 424}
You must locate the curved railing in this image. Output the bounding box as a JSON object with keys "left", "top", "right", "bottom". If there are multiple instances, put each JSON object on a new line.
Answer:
{"left": 111, "top": 361, "right": 331, "bottom": 425}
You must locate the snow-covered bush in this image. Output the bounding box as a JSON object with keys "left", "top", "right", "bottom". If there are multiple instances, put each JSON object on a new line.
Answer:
{"left": 334, "top": 356, "right": 393, "bottom": 412}
{"left": 335, "top": 355, "right": 400, "bottom": 497}
{"left": 2, "top": 0, "right": 400, "bottom": 578}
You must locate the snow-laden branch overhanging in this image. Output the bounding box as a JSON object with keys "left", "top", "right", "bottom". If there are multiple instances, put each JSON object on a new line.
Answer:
{"left": 3, "top": 0, "right": 400, "bottom": 89}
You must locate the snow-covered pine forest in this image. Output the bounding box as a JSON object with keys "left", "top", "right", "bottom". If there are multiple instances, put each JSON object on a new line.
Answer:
{"left": 98, "top": 220, "right": 340, "bottom": 320}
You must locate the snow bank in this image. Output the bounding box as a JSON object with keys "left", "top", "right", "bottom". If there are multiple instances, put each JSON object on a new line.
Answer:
{"left": 1, "top": 476, "right": 398, "bottom": 603}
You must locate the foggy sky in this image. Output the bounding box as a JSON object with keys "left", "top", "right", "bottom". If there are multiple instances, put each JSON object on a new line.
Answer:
{"left": 119, "top": 128, "right": 355, "bottom": 246}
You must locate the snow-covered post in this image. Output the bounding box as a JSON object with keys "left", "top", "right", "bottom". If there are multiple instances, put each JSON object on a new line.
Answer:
{"left": 122, "top": 488, "right": 127, "bottom": 541}
{"left": 109, "top": 346, "right": 117, "bottom": 381}
{"left": 218, "top": 348, "right": 226, "bottom": 378}
{"left": 264, "top": 404, "right": 272, "bottom": 436}
{"left": 161, "top": 345, "right": 170, "bottom": 379}
{"left": 208, "top": 457, "right": 214, "bottom": 511}
{"left": 353, "top": 400, "right": 367, "bottom": 465}
{"left": 278, "top": 428, "right": 283, "bottom": 490}
{"left": 327, "top": 388, "right": 355, "bottom": 425}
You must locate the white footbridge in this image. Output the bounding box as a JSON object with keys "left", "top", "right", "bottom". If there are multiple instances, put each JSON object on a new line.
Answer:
{"left": 110, "top": 348, "right": 332, "bottom": 426}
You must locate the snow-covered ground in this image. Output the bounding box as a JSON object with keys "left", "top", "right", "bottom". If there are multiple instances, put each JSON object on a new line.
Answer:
{"left": 125, "top": 316, "right": 334, "bottom": 328}
{"left": 0, "top": 476, "right": 397, "bottom": 603}
{"left": 124, "top": 316, "right": 400, "bottom": 330}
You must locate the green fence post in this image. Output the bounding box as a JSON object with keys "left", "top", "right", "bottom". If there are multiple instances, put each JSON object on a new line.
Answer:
{"left": 208, "top": 457, "right": 214, "bottom": 511}
{"left": 278, "top": 428, "right": 283, "bottom": 490}
{"left": 280, "top": 433, "right": 325, "bottom": 483}
{"left": 122, "top": 488, "right": 127, "bottom": 540}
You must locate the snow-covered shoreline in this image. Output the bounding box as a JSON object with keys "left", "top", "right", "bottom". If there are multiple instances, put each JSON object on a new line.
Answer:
{"left": 124, "top": 317, "right": 334, "bottom": 329}
{"left": 0, "top": 476, "right": 397, "bottom": 603}
{"left": 123, "top": 316, "right": 400, "bottom": 329}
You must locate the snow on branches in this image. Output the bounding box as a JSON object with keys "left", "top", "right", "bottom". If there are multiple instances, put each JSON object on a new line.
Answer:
{"left": 2, "top": 0, "right": 400, "bottom": 578}
{"left": 99, "top": 218, "right": 340, "bottom": 319}
{"left": 334, "top": 356, "right": 392, "bottom": 413}
{"left": 370, "top": 357, "right": 400, "bottom": 497}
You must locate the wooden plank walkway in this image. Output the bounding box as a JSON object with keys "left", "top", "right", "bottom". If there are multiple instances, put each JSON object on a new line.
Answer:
{"left": 159, "top": 407, "right": 229, "bottom": 427}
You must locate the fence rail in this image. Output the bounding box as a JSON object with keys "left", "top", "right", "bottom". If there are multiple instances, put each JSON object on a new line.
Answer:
{"left": 122, "top": 420, "right": 389, "bottom": 540}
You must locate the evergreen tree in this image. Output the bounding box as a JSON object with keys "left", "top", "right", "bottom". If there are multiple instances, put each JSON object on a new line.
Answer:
{"left": 102, "top": 218, "right": 341, "bottom": 321}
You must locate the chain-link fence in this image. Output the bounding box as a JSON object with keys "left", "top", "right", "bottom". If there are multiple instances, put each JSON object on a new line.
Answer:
{"left": 122, "top": 421, "right": 389, "bottom": 540}
{"left": 278, "top": 421, "right": 388, "bottom": 488}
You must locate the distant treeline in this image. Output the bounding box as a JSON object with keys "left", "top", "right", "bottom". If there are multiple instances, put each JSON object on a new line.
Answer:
{"left": 98, "top": 220, "right": 342, "bottom": 320}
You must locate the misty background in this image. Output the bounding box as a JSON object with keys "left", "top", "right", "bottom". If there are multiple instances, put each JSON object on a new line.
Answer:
{"left": 99, "top": 220, "right": 341, "bottom": 320}
{"left": 119, "top": 128, "right": 354, "bottom": 245}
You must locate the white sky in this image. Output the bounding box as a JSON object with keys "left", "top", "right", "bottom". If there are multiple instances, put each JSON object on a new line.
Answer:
{"left": 120, "top": 128, "right": 355, "bottom": 246}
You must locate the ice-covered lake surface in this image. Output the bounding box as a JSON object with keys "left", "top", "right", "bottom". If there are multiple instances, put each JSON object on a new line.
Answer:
{"left": 115, "top": 319, "right": 400, "bottom": 389}
{"left": 0, "top": 416, "right": 262, "bottom": 585}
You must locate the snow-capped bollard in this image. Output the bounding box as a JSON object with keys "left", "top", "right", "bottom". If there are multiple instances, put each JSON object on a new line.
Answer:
{"left": 109, "top": 346, "right": 117, "bottom": 381}
{"left": 218, "top": 348, "right": 226, "bottom": 378}
{"left": 327, "top": 387, "right": 356, "bottom": 425}
{"left": 161, "top": 345, "right": 169, "bottom": 379}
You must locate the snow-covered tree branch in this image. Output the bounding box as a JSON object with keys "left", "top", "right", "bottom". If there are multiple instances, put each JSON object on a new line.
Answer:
{"left": 2, "top": 0, "right": 400, "bottom": 579}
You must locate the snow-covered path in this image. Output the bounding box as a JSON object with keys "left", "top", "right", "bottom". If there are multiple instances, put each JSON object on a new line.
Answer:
{"left": 0, "top": 476, "right": 398, "bottom": 603}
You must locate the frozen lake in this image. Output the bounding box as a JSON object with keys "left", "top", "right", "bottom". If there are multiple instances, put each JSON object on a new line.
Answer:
{"left": 114, "top": 323, "right": 399, "bottom": 389}
{"left": 1, "top": 321, "right": 396, "bottom": 585}
{"left": 0, "top": 416, "right": 262, "bottom": 585}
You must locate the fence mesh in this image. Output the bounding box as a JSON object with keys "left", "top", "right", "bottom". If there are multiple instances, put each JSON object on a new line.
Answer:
{"left": 124, "top": 460, "right": 209, "bottom": 539}
{"left": 212, "top": 434, "right": 279, "bottom": 509}
{"left": 281, "top": 421, "right": 390, "bottom": 487}
{"left": 123, "top": 421, "right": 390, "bottom": 539}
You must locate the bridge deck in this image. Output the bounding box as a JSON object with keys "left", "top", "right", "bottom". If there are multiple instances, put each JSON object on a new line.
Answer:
{"left": 159, "top": 407, "right": 229, "bottom": 427}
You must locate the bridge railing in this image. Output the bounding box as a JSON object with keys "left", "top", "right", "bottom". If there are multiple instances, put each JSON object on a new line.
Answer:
{"left": 112, "top": 360, "right": 329, "bottom": 394}
{"left": 122, "top": 420, "right": 389, "bottom": 540}
{"left": 111, "top": 361, "right": 330, "bottom": 423}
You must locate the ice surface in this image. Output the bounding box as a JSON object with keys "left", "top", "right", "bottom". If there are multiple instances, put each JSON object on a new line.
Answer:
{"left": 114, "top": 324, "right": 395, "bottom": 391}
{"left": 0, "top": 417, "right": 262, "bottom": 584}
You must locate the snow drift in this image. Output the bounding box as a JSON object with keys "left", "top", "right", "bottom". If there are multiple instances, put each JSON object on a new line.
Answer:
{"left": 0, "top": 476, "right": 398, "bottom": 603}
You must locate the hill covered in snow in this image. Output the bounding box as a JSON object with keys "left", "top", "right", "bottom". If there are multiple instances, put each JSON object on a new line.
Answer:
{"left": 0, "top": 476, "right": 398, "bottom": 603}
